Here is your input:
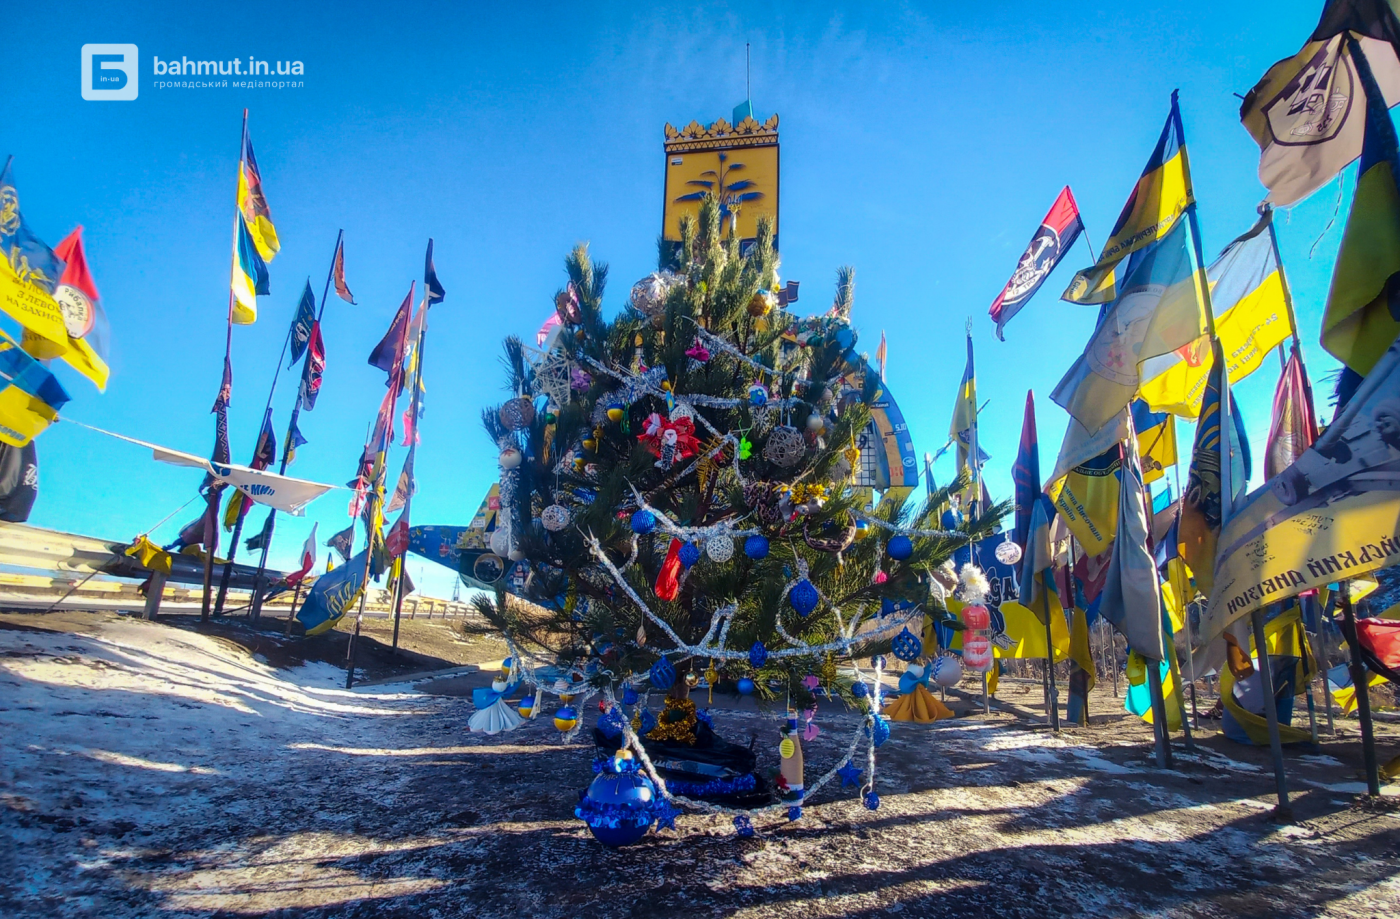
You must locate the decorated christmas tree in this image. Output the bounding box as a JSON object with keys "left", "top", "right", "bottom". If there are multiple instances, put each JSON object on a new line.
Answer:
{"left": 474, "top": 195, "right": 1007, "bottom": 840}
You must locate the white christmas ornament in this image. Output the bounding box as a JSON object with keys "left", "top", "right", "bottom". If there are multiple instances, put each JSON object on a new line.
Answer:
{"left": 931, "top": 654, "right": 963, "bottom": 687}
{"left": 994, "top": 537, "right": 1022, "bottom": 566}
{"left": 541, "top": 504, "right": 571, "bottom": 531}
{"left": 489, "top": 527, "right": 511, "bottom": 557}
{"left": 706, "top": 534, "right": 734, "bottom": 562}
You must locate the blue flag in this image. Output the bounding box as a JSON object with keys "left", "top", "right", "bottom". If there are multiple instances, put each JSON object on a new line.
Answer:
{"left": 288, "top": 280, "right": 316, "bottom": 366}
{"left": 296, "top": 549, "right": 365, "bottom": 636}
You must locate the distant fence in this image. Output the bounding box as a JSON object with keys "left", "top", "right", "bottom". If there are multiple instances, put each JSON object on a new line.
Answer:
{"left": 0, "top": 520, "right": 478, "bottom": 622}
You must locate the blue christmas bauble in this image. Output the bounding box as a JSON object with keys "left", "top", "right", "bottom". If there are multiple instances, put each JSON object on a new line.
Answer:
{"left": 631, "top": 510, "right": 656, "bottom": 534}
{"left": 891, "top": 626, "right": 922, "bottom": 662}
{"left": 679, "top": 542, "right": 701, "bottom": 568}
{"left": 863, "top": 791, "right": 880, "bottom": 811}
{"left": 749, "top": 640, "right": 768, "bottom": 669}
{"left": 622, "top": 685, "right": 639, "bottom": 706}
{"left": 789, "top": 579, "right": 819, "bottom": 617}
{"left": 744, "top": 535, "right": 770, "bottom": 559}
{"left": 870, "top": 713, "right": 891, "bottom": 747}
{"left": 887, "top": 535, "right": 913, "bottom": 561}
{"left": 649, "top": 657, "right": 676, "bottom": 691}
{"left": 851, "top": 680, "right": 869, "bottom": 699}
{"left": 578, "top": 771, "right": 656, "bottom": 847}
{"left": 737, "top": 677, "right": 756, "bottom": 695}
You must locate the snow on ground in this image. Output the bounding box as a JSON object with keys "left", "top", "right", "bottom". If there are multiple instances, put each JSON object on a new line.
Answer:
{"left": 2, "top": 613, "right": 1399, "bottom": 918}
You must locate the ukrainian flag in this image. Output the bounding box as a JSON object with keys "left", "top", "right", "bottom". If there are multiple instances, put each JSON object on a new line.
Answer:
{"left": 1064, "top": 92, "right": 1195, "bottom": 305}
{"left": 1140, "top": 212, "right": 1293, "bottom": 418}
{"left": 1322, "top": 34, "right": 1400, "bottom": 377}
{"left": 1133, "top": 400, "right": 1177, "bottom": 486}
{"left": 0, "top": 343, "right": 71, "bottom": 447}
{"left": 230, "top": 212, "right": 269, "bottom": 325}
{"left": 237, "top": 134, "right": 280, "bottom": 262}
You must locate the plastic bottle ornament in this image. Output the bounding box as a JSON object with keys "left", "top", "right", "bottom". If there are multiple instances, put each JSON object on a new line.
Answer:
{"left": 498, "top": 446, "right": 523, "bottom": 470}
{"left": 577, "top": 765, "right": 656, "bottom": 848}
{"left": 931, "top": 654, "right": 964, "bottom": 687}
{"left": 994, "top": 537, "right": 1023, "bottom": 566}
{"left": 649, "top": 657, "right": 677, "bottom": 691}
{"left": 489, "top": 528, "right": 511, "bottom": 557}
{"left": 788, "top": 578, "right": 820, "bottom": 617}
{"left": 541, "top": 505, "right": 571, "bottom": 532}
{"left": 887, "top": 535, "right": 914, "bottom": 561}
{"left": 554, "top": 706, "right": 578, "bottom": 731}
{"left": 747, "top": 382, "right": 769, "bottom": 407}
{"left": 961, "top": 604, "right": 991, "bottom": 630}
{"left": 744, "top": 535, "right": 770, "bottom": 559}
{"left": 630, "top": 509, "right": 656, "bottom": 534}
{"left": 706, "top": 534, "right": 734, "bottom": 562}
{"left": 678, "top": 542, "right": 701, "bottom": 568}
{"left": 891, "top": 627, "right": 922, "bottom": 662}
{"left": 737, "top": 677, "right": 757, "bottom": 695}
{"left": 764, "top": 425, "right": 807, "bottom": 468}
{"left": 499, "top": 397, "right": 536, "bottom": 431}
{"left": 749, "top": 640, "right": 768, "bottom": 669}
{"left": 963, "top": 635, "right": 994, "bottom": 671}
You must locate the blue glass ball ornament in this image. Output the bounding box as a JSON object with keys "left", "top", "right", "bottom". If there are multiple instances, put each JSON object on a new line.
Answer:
{"left": 744, "top": 534, "right": 770, "bottom": 559}
{"left": 679, "top": 542, "right": 701, "bottom": 568}
{"left": 789, "top": 579, "right": 819, "bottom": 617}
{"left": 851, "top": 680, "right": 869, "bottom": 699}
{"left": 749, "top": 640, "right": 768, "bottom": 669}
{"left": 737, "top": 677, "right": 756, "bottom": 695}
{"left": 622, "top": 685, "right": 639, "bottom": 706}
{"left": 863, "top": 791, "right": 880, "bottom": 811}
{"left": 870, "top": 713, "right": 891, "bottom": 748}
{"left": 578, "top": 768, "right": 657, "bottom": 847}
{"left": 887, "top": 535, "right": 914, "bottom": 561}
{"left": 649, "top": 657, "right": 677, "bottom": 691}
{"left": 891, "top": 626, "right": 922, "bottom": 663}
{"left": 630, "top": 509, "right": 657, "bottom": 534}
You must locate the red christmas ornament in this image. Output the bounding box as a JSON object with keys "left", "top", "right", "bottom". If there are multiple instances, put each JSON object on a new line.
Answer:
{"left": 637, "top": 413, "right": 700, "bottom": 469}
{"left": 654, "top": 538, "right": 683, "bottom": 601}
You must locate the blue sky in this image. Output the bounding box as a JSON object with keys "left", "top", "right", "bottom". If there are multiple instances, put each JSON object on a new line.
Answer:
{"left": 10, "top": 1, "right": 1352, "bottom": 597}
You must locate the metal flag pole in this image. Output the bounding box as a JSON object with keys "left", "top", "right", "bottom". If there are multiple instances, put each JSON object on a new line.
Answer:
{"left": 248, "top": 230, "right": 343, "bottom": 624}
{"left": 203, "top": 109, "right": 249, "bottom": 623}
{"left": 1338, "top": 586, "right": 1382, "bottom": 797}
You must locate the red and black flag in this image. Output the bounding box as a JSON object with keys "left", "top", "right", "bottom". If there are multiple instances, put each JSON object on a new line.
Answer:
{"left": 368, "top": 282, "right": 414, "bottom": 385}
{"left": 288, "top": 280, "right": 317, "bottom": 366}
{"left": 299, "top": 321, "right": 325, "bottom": 411}
{"left": 989, "top": 186, "right": 1085, "bottom": 340}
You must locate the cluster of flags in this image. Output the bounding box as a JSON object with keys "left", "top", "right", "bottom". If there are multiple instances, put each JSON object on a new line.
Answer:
{"left": 0, "top": 157, "right": 113, "bottom": 449}
{"left": 967, "top": 0, "right": 1400, "bottom": 739}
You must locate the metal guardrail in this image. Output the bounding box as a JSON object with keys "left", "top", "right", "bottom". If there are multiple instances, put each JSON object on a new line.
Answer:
{"left": 0, "top": 520, "right": 478, "bottom": 622}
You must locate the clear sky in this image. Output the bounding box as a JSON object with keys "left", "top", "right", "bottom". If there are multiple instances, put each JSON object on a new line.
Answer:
{"left": 9, "top": 0, "right": 1353, "bottom": 598}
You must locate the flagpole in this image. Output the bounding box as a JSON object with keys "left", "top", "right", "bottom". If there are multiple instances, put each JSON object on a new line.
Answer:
{"left": 1043, "top": 583, "right": 1060, "bottom": 731}
{"left": 249, "top": 230, "right": 343, "bottom": 624}
{"left": 392, "top": 295, "right": 428, "bottom": 654}
{"left": 213, "top": 310, "right": 294, "bottom": 618}
{"left": 1338, "top": 585, "right": 1382, "bottom": 796}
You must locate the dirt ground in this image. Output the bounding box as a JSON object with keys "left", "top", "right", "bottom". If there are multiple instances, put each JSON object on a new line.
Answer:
{"left": 2, "top": 609, "right": 1398, "bottom": 918}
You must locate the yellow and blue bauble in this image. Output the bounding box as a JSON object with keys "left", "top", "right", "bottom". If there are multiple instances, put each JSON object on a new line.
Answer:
{"left": 517, "top": 696, "right": 535, "bottom": 717}
{"left": 854, "top": 520, "right": 870, "bottom": 541}
{"left": 554, "top": 706, "right": 578, "bottom": 731}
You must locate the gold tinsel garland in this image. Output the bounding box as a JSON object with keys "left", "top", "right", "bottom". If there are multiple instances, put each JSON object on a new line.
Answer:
{"left": 635, "top": 696, "right": 699, "bottom": 745}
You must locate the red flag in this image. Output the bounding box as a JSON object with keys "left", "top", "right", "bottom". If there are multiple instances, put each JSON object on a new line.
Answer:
{"left": 332, "top": 236, "right": 355, "bottom": 304}
{"left": 1265, "top": 344, "right": 1318, "bottom": 480}
{"left": 385, "top": 512, "right": 409, "bottom": 558}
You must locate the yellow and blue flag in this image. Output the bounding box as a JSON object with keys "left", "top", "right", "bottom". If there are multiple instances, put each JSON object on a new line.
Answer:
{"left": 1139, "top": 212, "right": 1293, "bottom": 418}
{"left": 1063, "top": 92, "right": 1195, "bottom": 305}
{"left": 0, "top": 343, "right": 71, "bottom": 447}
{"left": 1134, "top": 400, "right": 1178, "bottom": 485}
{"left": 949, "top": 331, "right": 979, "bottom": 511}
{"left": 230, "top": 212, "right": 269, "bottom": 325}
{"left": 1052, "top": 218, "right": 1207, "bottom": 436}
{"left": 1322, "top": 34, "right": 1400, "bottom": 376}
{"left": 1011, "top": 390, "right": 1039, "bottom": 550}
{"left": 0, "top": 158, "right": 75, "bottom": 358}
